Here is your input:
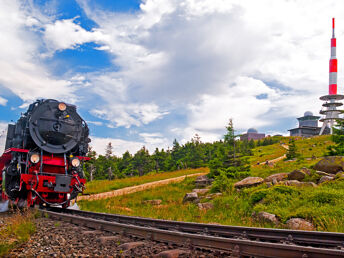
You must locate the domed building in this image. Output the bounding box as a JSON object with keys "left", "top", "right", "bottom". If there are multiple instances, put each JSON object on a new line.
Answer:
{"left": 288, "top": 111, "right": 330, "bottom": 137}
{"left": 240, "top": 128, "right": 265, "bottom": 141}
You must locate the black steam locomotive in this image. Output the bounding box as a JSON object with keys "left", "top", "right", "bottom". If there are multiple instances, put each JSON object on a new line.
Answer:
{"left": 0, "top": 99, "right": 90, "bottom": 207}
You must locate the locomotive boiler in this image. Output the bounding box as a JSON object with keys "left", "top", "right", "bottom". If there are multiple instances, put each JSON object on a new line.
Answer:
{"left": 0, "top": 99, "right": 90, "bottom": 208}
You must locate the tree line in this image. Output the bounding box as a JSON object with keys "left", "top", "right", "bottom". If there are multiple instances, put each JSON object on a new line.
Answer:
{"left": 83, "top": 120, "right": 279, "bottom": 181}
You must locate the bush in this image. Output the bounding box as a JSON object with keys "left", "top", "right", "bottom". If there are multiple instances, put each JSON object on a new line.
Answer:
{"left": 250, "top": 189, "right": 270, "bottom": 204}
{"left": 211, "top": 170, "right": 233, "bottom": 193}
{"left": 310, "top": 192, "right": 337, "bottom": 205}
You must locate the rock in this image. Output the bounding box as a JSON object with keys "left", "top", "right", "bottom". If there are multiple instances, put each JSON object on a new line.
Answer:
{"left": 288, "top": 170, "right": 306, "bottom": 181}
{"left": 282, "top": 180, "right": 301, "bottom": 186}
{"left": 204, "top": 193, "right": 222, "bottom": 200}
{"left": 316, "top": 171, "right": 332, "bottom": 177}
{"left": 143, "top": 199, "right": 162, "bottom": 205}
{"left": 197, "top": 202, "right": 214, "bottom": 210}
{"left": 234, "top": 177, "right": 264, "bottom": 189}
{"left": 194, "top": 175, "right": 212, "bottom": 187}
{"left": 265, "top": 173, "right": 288, "bottom": 183}
{"left": 98, "top": 236, "right": 120, "bottom": 245}
{"left": 286, "top": 218, "right": 315, "bottom": 231}
{"left": 318, "top": 175, "right": 334, "bottom": 184}
{"left": 182, "top": 192, "right": 199, "bottom": 203}
{"left": 301, "top": 182, "right": 317, "bottom": 187}
{"left": 314, "top": 156, "right": 344, "bottom": 174}
{"left": 119, "top": 241, "right": 145, "bottom": 251}
{"left": 154, "top": 249, "right": 190, "bottom": 258}
{"left": 255, "top": 211, "right": 279, "bottom": 225}
{"left": 192, "top": 189, "right": 210, "bottom": 195}
{"left": 300, "top": 167, "right": 311, "bottom": 175}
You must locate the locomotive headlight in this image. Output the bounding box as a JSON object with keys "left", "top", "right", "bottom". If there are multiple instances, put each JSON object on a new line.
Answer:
{"left": 58, "top": 102, "right": 67, "bottom": 111}
{"left": 30, "top": 153, "right": 40, "bottom": 164}
{"left": 71, "top": 157, "right": 80, "bottom": 167}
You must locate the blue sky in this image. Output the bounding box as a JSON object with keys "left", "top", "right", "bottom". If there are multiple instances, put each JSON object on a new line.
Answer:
{"left": 0, "top": 0, "right": 343, "bottom": 155}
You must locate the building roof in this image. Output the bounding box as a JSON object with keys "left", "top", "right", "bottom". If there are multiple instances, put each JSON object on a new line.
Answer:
{"left": 247, "top": 128, "right": 258, "bottom": 133}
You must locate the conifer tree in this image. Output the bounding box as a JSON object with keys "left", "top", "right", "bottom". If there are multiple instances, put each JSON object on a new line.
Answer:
{"left": 209, "top": 119, "right": 250, "bottom": 179}
{"left": 327, "top": 120, "right": 344, "bottom": 155}
{"left": 286, "top": 138, "right": 298, "bottom": 160}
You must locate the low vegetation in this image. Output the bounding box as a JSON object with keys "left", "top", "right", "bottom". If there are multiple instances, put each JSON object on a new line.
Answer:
{"left": 79, "top": 132, "right": 344, "bottom": 232}
{"left": 79, "top": 173, "right": 344, "bottom": 232}
{"left": 84, "top": 168, "right": 208, "bottom": 195}
{"left": 0, "top": 210, "right": 36, "bottom": 256}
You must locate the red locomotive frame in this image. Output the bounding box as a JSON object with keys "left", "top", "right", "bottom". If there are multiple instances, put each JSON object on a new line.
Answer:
{"left": 0, "top": 148, "right": 89, "bottom": 207}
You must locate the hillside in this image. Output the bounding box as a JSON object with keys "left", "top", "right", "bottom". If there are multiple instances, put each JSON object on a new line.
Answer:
{"left": 79, "top": 135, "right": 344, "bottom": 232}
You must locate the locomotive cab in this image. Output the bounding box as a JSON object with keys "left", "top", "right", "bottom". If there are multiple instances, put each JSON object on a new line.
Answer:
{"left": 0, "top": 99, "right": 90, "bottom": 208}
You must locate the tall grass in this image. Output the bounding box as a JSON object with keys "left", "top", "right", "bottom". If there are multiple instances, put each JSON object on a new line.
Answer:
{"left": 84, "top": 168, "right": 209, "bottom": 195}
{"left": 0, "top": 210, "right": 36, "bottom": 256}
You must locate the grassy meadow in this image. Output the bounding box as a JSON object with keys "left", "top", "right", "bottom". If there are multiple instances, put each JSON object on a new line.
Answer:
{"left": 84, "top": 167, "right": 209, "bottom": 195}
{"left": 0, "top": 210, "right": 36, "bottom": 256}
{"left": 79, "top": 135, "right": 344, "bottom": 232}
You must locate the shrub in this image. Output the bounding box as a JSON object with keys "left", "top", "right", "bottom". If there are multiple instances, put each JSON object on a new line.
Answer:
{"left": 310, "top": 192, "right": 337, "bottom": 205}
{"left": 250, "top": 189, "right": 270, "bottom": 204}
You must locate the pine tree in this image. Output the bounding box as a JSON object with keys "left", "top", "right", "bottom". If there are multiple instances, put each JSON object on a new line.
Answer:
{"left": 327, "top": 120, "right": 344, "bottom": 155}
{"left": 105, "top": 142, "right": 113, "bottom": 159}
{"left": 286, "top": 138, "right": 298, "bottom": 160}
{"left": 209, "top": 119, "right": 250, "bottom": 179}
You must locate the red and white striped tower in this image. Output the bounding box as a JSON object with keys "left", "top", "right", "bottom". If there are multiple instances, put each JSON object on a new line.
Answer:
{"left": 319, "top": 18, "right": 344, "bottom": 135}
{"left": 329, "top": 18, "right": 338, "bottom": 95}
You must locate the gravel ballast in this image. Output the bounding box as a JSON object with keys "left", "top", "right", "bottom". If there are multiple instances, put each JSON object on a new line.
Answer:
{"left": 7, "top": 216, "right": 230, "bottom": 257}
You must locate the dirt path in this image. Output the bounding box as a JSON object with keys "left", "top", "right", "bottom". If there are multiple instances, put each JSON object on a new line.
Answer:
{"left": 78, "top": 172, "right": 207, "bottom": 201}
{"left": 258, "top": 144, "right": 289, "bottom": 165}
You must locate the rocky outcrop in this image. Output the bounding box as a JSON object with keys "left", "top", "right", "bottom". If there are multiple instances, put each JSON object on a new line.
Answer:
{"left": 254, "top": 211, "right": 279, "bottom": 225}
{"left": 300, "top": 167, "right": 311, "bottom": 175}
{"left": 281, "top": 180, "right": 302, "bottom": 186}
{"left": 288, "top": 170, "right": 306, "bottom": 180}
{"left": 143, "top": 199, "right": 162, "bottom": 205}
{"left": 205, "top": 193, "right": 223, "bottom": 200}
{"left": 194, "top": 175, "right": 212, "bottom": 188}
{"left": 264, "top": 173, "right": 288, "bottom": 183}
{"left": 318, "top": 175, "right": 334, "bottom": 184}
{"left": 197, "top": 202, "right": 214, "bottom": 210}
{"left": 286, "top": 218, "right": 315, "bottom": 231}
{"left": 192, "top": 189, "right": 210, "bottom": 195}
{"left": 182, "top": 192, "right": 199, "bottom": 203}
{"left": 234, "top": 177, "right": 264, "bottom": 189}
{"left": 316, "top": 171, "right": 332, "bottom": 177}
{"left": 314, "top": 156, "right": 344, "bottom": 174}
{"left": 281, "top": 180, "right": 316, "bottom": 187}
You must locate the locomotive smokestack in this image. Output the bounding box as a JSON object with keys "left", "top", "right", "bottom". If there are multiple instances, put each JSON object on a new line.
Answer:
{"left": 329, "top": 17, "right": 337, "bottom": 95}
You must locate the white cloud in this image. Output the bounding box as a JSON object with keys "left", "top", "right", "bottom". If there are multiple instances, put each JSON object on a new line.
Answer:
{"left": 0, "top": 0, "right": 77, "bottom": 104}
{"left": 74, "top": 0, "right": 344, "bottom": 136}
{"left": 86, "top": 121, "right": 103, "bottom": 126}
{"left": 90, "top": 134, "right": 169, "bottom": 156}
{"left": 43, "top": 18, "right": 110, "bottom": 53}
{"left": 0, "top": 96, "right": 7, "bottom": 106}
{"left": 91, "top": 102, "right": 168, "bottom": 128}
{"left": 0, "top": 122, "right": 8, "bottom": 155}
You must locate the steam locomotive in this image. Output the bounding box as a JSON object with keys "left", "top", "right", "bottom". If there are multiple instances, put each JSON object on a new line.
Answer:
{"left": 0, "top": 99, "right": 90, "bottom": 208}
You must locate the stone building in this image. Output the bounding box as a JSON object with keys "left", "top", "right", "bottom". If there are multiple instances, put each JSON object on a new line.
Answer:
{"left": 240, "top": 128, "right": 265, "bottom": 141}
{"left": 288, "top": 111, "right": 330, "bottom": 137}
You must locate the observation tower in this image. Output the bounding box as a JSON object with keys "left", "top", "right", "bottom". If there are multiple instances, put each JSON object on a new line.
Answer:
{"left": 319, "top": 18, "right": 344, "bottom": 135}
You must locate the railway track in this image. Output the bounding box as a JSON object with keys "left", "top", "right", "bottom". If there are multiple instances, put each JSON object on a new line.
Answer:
{"left": 41, "top": 207, "right": 344, "bottom": 258}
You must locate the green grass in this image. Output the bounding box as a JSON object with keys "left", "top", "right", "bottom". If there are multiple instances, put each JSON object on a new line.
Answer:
{"left": 79, "top": 135, "right": 344, "bottom": 232}
{"left": 0, "top": 210, "right": 36, "bottom": 256}
{"left": 84, "top": 167, "right": 209, "bottom": 195}
{"left": 79, "top": 176, "right": 344, "bottom": 232}
{"left": 250, "top": 143, "right": 286, "bottom": 165}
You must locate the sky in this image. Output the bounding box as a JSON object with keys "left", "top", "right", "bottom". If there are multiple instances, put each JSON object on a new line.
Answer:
{"left": 0, "top": 0, "right": 343, "bottom": 156}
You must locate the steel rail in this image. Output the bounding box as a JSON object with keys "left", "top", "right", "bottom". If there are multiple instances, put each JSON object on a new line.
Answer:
{"left": 47, "top": 207, "right": 344, "bottom": 249}
{"left": 40, "top": 209, "right": 344, "bottom": 258}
